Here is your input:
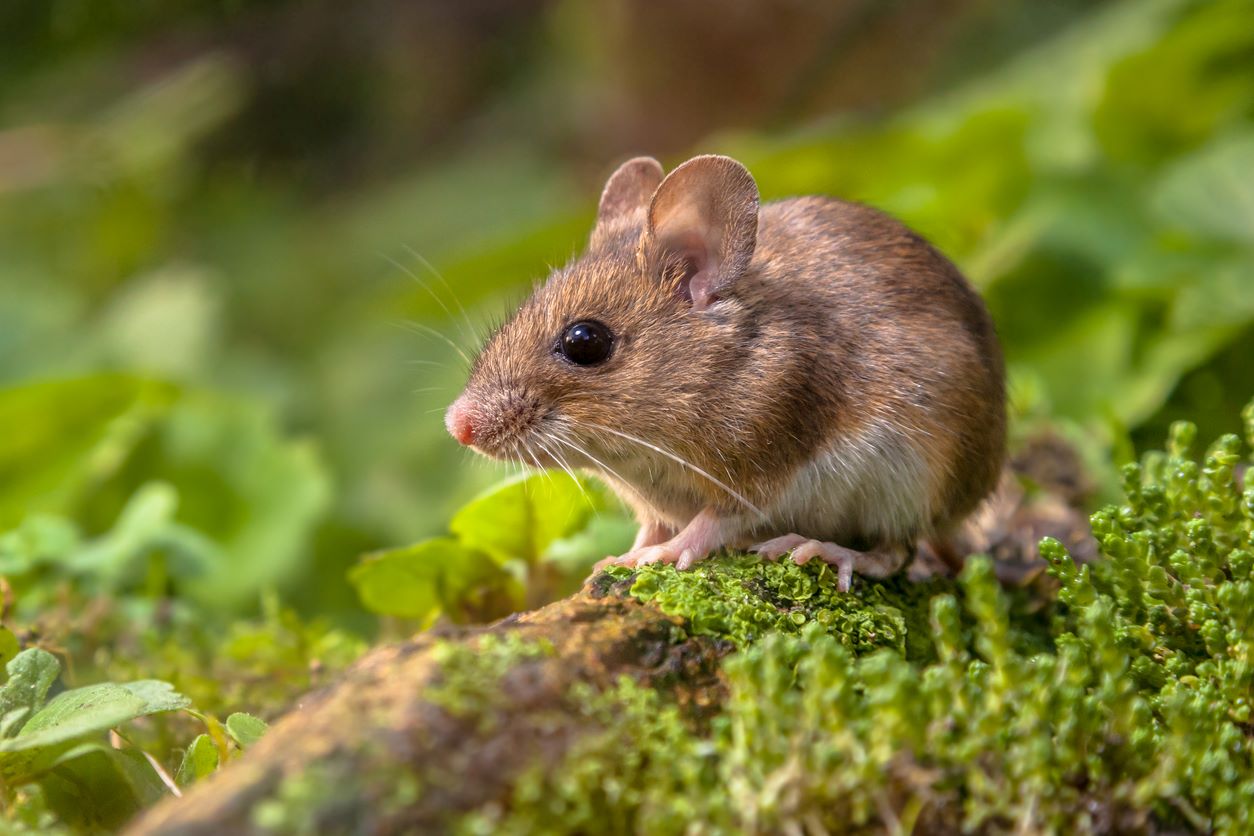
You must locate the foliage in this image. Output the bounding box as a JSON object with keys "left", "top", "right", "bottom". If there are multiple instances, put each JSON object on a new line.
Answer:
{"left": 0, "top": 0, "right": 1250, "bottom": 830}
{"left": 0, "top": 479, "right": 352, "bottom": 833}
{"left": 453, "top": 399, "right": 1254, "bottom": 834}
{"left": 0, "top": 377, "right": 330, "bottom": 612}
{"left": 0, "top": 647, "right": 269, "bottom": 833}
{"left": 350, "top": 471, "right": 632, "bottom": 627}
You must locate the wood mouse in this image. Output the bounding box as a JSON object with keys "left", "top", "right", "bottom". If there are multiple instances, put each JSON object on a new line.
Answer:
{"left": 445, "top": 154, "right": 1005, "bottom": 589}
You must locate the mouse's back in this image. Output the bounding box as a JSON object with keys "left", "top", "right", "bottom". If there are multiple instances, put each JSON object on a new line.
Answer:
{"left": 741, "top": 194, "right": 1006, "bottom": 540}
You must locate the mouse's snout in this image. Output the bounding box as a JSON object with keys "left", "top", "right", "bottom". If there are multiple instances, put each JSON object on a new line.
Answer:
{"left": 445, "top": 385, "right": 544, "bottom": 459}
{"left": 445, "top": 395, "right": 478, "bottom": 446}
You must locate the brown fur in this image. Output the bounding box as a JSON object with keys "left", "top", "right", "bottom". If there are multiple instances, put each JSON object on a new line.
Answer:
{"left": 451, "top": 155, "right": 1006, "bottom": 563}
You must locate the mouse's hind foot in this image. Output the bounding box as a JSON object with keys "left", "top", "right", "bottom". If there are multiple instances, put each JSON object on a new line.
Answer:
{"left": 751, "top": 535, "right": 908, "bottom": 591}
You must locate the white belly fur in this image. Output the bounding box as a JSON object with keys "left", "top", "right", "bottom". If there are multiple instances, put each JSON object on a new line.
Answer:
{"left": 766, "top": 420, "right": 932, "bottom": 546}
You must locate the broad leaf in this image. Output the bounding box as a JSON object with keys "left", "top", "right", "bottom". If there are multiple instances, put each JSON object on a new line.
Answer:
{"left": 225, "top": 712, "right": 268, "bottom": 749}
{"left": 174, "top": 733, "right": 219, "bottom": 786}
{"left": 5, "top": 687, "right": 146, "bottom": 753}
{"left": 1152, "top": 131, "right": 1254, "bottom": 245}
{"left": 0, "top": 627, "right": 20, "bottom": 674}
{"left": 40, "top": 744, "right": 169, "bottom": 831}
{"left": 0, "top": 676, "right": 190, "bottom": 782}
{"left": 0, "top": 649, "right": 61, "bottom": 739}
{"left": 120, "top": 680, "right": 194, "bottom": 715}
{"left": 449, "top": 472, "right": 602, "bottom": 565}
{"left": 349, "top": 537, "right": 508, "bottom": 621}
{"left": 0, "top": 376, "right": 175, "bottom": 529}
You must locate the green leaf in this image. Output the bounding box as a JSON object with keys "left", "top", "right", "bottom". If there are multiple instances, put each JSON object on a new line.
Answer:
{"left": 174, "top": 733, "right": 219, "bottom": 787}
{"left": 119, "top": 679, "right": 194, "bottom": 715}
{"left": 0, "top": 676, "right": 190, "bottom": 783}
{"left": 0, "top": 514, "right": 80, "bottom": 575}
{"left": 40, "top": 744, "right": 169, "bottom": 831}
{"left": 0, "top": 627, "right": 20, "bottom": 673}
{"left": 544, "top": 513, "right": 636, "bottom": 575}
{"left": 1152, "top": 132, "right": 1254, "bottom": 245}
{"left": 0, "top": 376, "right": 176, "bottom": 530}
{"left": 4, "top": 686, "right": 147, "bottom": 753}
{"left": 225, "top": 712, "right": 268, "bottom": 749}
{"left": 60, "top": 482, "right": 194, "bottom": 586}
{"left": 449, "top": 471, "right": 602, "bottom": 565}
{"left": 143, "top": 393, "right": 333, "bottom": 609}
{"left": 349, "top": 537, "right": 508, "bottom": 621}
{"left": 0, "top": 649, "right": 61, "bottom": 738}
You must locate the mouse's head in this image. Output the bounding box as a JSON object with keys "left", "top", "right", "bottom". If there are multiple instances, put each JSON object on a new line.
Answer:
{"left": 445, "top": 154, "right": 760, "bottom": 477}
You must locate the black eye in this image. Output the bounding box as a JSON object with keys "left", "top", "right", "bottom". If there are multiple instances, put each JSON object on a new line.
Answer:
{"left": 559, "top": 320, "right": 614, "bottom": 366}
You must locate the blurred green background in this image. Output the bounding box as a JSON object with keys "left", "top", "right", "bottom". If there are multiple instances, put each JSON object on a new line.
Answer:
{"left": 1, "top": 0, "right": 1251, "bottom": 642}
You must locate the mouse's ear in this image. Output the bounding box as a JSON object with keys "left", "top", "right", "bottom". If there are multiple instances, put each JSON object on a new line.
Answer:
{"left": 641, "top": 155, "right": 759, "bottom": 311}
{"left": 592, "top": 157, "right": 665, "bottom": 247}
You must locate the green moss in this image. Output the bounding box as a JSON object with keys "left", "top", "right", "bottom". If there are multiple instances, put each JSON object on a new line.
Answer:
{"left": 426, "top": 633, "right": 556, "bottom": 728}
{"left": 607, "top": 554, "right": 952, "bottom": 661}
{"left": 455, "top": 678, "right": 701, "bottom": 836}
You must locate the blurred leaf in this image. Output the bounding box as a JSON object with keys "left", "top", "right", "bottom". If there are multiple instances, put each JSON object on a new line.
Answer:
{"left": 40, "top": 744, "right": 168, "bottom": 832}
{"left": 89, "top": 393, "right": 332, "bottom": 610}
{"left": 349, "top": 537, "right": 507, "bottom": 622}
{"left": 174, "top": 733, "right": 218, "bottom": 787}
{"left": 0, "top": 376, "right": 175, "bottom": 529}
{"left": 224, "top": 712, "right": 267, "bottom": 749}
{"left": 0, "top": 514, "right": 80, "bottom": 575}
{"left": 1170, "top": 257, "right": 1254, "bottom": 332}
{"left": 544, "top": 513, "right": 636, "bottom": 573}
{"left": 60, "top": 481, "right": 218, "bottom": 592}
{"left": 450, "top": 472, "right": 603, "bottom": 565}
{"left": 542, "top": 513, "right": 636, "bottom": 599}
{"left": 1094, "top": 0, "right": 1254, "bottom": 166}
{"left": 94, "top": 266, "right": 222, "bottom": 380}
{"left": 0, "top": 627, "right": 20, "bottom": 673}
{"left": 0, "top": 649, "right": 61, "bottom": 739}
{"left": 1152, "top": 131, "right": 1254, "bottom": 246}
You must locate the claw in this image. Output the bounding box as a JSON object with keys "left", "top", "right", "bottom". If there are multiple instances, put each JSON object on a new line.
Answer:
{"left": 750, "top": 533, "right": 808, "bottom": 561}
{"left": 751, "top": 535, "right": 909, "bottom": 592}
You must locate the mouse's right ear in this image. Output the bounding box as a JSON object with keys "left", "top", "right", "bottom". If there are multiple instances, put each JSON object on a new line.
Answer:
{"left": 641, "top": 155, "right": 759, "bottom": 312}
{"left": 591, "top": 157, "right": 665, "bottom": 248}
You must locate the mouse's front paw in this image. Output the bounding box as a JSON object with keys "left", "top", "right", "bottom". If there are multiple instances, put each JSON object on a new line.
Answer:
{"left": 594, "top": 543, "right": 705, "bottom": 571}
{"left": 593, "top": 508, "right": 727, "bottom": 573}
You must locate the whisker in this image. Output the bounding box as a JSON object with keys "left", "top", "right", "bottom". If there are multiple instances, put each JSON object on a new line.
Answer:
{"left": 402, "top": 244, "right": 479, "bottom": 347}
{"left": 380, "top": 250, "right": 477, "bottom": 347}
{"left": 533, "top": 436, "right": 592, "bottom": 505}
{"left": 394, "top": 320, "right": 472, "bottom": 366}
{"left": 517, "top": 444, "right": 545, "bottom": 476}
{"left": 547, "top": 432, "right": 641, "bottom": 507}
{"left": 579, "top": 422, "right": 764, "bottom": 519}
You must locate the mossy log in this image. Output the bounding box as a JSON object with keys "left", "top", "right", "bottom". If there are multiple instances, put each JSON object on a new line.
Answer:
{"left": 129, "top": 587, "right": 737, "bottom": 835}
{"left": 129, "top": 441, "right": 1093, "bottom": 835}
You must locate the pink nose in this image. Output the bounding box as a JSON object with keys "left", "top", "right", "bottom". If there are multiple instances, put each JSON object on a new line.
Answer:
{"left": 445, "top": 397, "right": 477, "bottom": 446}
